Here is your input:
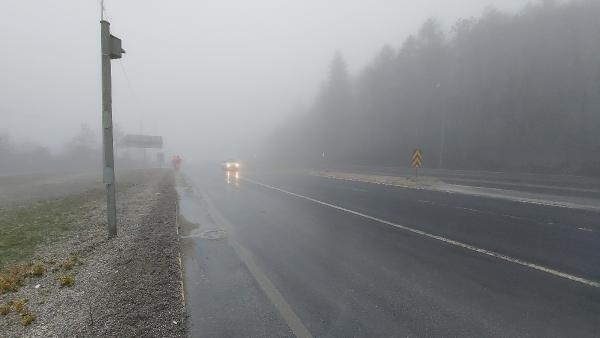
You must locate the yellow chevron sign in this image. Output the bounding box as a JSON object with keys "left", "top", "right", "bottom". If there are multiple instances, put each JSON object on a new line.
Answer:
{"left": 411, "top": 149, "right": 423, "bottom": 168}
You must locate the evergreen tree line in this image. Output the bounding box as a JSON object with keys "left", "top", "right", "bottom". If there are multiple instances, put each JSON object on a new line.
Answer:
{"left": 268, "top": 1, "right": 600, "bottom": 176}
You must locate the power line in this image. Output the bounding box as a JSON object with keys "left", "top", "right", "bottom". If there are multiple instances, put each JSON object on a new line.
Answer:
{"left": 118, "top": 60, "right": 147, "bottom": 134}
{"left": 99, "top": 2, "right": 148, "bottom": 135}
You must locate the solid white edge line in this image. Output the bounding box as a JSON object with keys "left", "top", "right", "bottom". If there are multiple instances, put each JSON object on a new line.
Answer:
{"left": 198, "top": 186, "right": 314, "bottom": 338}
{"left": 242, "top": 177, "right": 600, "bottom": 289}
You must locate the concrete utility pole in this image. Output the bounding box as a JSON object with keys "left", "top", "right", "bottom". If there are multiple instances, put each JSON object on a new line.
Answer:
{"left": 436, "top": 83, "right": 446, "bottom": 169}
{"left": 439, "top": 107, "right": 446, "bottom": 169}
{"left": 100, "top": 20, "right": 125, "bottom": 238}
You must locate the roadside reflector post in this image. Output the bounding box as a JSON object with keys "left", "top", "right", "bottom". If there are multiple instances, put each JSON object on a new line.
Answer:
{"left": 100, "top": 20, "right": 125, "bottom": 239}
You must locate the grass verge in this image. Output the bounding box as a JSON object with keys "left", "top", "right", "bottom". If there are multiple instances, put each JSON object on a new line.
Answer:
{"left": 0, "top": 189, "right": 102, "bottom": 270}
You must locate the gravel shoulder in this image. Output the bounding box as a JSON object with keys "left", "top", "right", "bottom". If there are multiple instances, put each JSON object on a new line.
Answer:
{"left": 0, "top": 169, "right": 187, "bottom": 337}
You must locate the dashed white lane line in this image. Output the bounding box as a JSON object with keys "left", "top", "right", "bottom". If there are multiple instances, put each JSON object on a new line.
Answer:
{"left": 457, "top": 207, "right": 483, "bottom": 213}
{"left": 350, "top": 187, "right": 369, "bottom": 193}
{"left": 418, "top": 199, "right": 586, "bottom": 231}
{"left": 419, "top": 199, "right": 535, "bottom": 223}
{"left": 243, "top": 177, "right": 600, "bottom": 289}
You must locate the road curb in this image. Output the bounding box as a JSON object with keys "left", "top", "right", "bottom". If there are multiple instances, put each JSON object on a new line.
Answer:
{"left": 174, "top": 182, "right": 186, "bottom": 310}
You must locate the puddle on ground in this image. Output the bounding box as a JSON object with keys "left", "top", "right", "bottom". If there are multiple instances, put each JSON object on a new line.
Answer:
{"left": 199, "top": 229, "right": 227, "bottom": 240}
{"left": 176, "top": 185, "right": 226, "bottom": 241}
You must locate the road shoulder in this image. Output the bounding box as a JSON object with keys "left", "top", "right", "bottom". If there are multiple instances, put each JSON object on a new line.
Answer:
{"left": 177, "top": 174, "right": 295, "bottom": 338}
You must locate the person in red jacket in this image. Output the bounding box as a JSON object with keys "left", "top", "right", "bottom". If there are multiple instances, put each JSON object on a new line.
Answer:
{"left": 171, "top": 155, "right": 182, "bottom": 171}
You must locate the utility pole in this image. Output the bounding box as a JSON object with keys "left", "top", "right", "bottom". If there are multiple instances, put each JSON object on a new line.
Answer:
{"left": 435, "top": 83, "right": 445, "bottom": 169}
{"left": 439, "top": 106, "right": 446, "bottom": 169}
{"left": 100, "top": 20, "right": 125, "bottom": 238}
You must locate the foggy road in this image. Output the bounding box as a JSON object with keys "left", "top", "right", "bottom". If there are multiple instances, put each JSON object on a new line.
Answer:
{"left": 180, "top": 167, "right": 600, "bottom": 337}
{"left": 5, "top": 0, "right": 600, "bottom": 336}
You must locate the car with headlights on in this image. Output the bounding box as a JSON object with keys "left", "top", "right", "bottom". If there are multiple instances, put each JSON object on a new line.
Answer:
{"left": 222, "top": 160, "right": 241, "bottom": 172}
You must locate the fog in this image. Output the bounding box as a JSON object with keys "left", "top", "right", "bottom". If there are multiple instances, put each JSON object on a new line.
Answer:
{"left": 1, "top": 0, "right": 528, "bottom": 169}
{"left": 268, "top": 0, "right": 600, "bottom": 175}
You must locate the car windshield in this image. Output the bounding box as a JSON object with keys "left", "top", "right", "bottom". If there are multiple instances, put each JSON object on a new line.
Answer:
{"left": 2, "top": 1, "right": 599, "bottom": 337}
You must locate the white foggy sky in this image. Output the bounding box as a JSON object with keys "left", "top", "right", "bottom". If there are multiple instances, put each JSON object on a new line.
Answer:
{"left": 1, "top": 0, "right": 529, "bottom": 160}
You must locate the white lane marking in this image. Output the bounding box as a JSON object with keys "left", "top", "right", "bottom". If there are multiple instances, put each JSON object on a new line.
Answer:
{"left": 350, "top": 187, "right": 369, "bottom": 193}
{"left": 198, "top": 187, "right": 314, "bottom": 338}
{"left": 500, "top": 214, "right": 525, "bottom": 220}
{"left": 457, "top": 207, "right": 482, "bottom": 213}
{"left": 421, "top": 202, "right": 578, "bottom": 232}
{"left": 242, "top": 177, "right": 600, "bottom": 289}
{"left": 423, "top": 199, "right": 534, "bottom": 223}
{"left": 418, "top": 200, "right": 436, "bottom": 205}
{"left": 422, "top": 201, "right": 484, "bottom": 215}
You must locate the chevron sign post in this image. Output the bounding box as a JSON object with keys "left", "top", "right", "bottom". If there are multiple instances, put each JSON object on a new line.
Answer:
{"left": 411, "top": 148, "right": 423, "bottom": 177}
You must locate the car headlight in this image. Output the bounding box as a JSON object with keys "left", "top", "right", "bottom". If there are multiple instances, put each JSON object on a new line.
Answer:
{"left": 235, "top": 163, "right": 240, "bottom": 167}
{"left": 226, "top": 163, "right": 231, "bottom": 168}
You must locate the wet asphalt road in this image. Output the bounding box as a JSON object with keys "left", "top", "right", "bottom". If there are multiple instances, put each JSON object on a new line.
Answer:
{"left": 182, "top": 167, "right": 600, "bottom": 337}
